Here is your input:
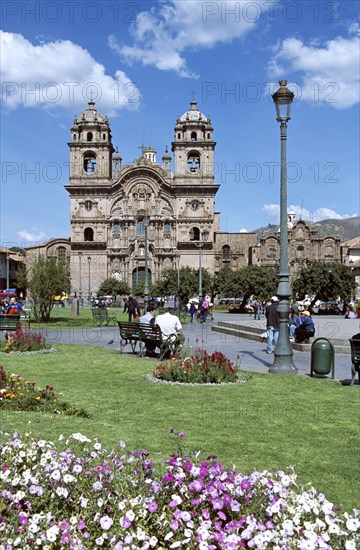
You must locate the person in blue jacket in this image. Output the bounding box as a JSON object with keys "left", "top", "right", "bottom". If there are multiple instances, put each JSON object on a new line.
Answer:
{"left": 295, "top": 310, "right": 315, "bottom": 343}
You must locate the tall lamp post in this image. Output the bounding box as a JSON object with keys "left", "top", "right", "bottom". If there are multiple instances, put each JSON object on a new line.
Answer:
{"left": 87, "top": 256, "right": 91, "bottom": 305}
{"left": 6, "top": 252, "right": 10, "bottom": 289}
{"left": 190, "top": 228, "right": 209, "bottom": 300}
{"left": 78, "top": 252, "right": 83, "bottom": 298}
{"left": 269, "top": 80, "right": 297, "bottom": 374}
{"left": 143, "top": 215, "right": 150, "bottom": 313}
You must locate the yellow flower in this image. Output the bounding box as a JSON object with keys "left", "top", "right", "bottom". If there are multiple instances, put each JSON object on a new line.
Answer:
{"left": 19, "top": 393, "right": 24, "bottom": 397}
{"left": 35, "top": 397, "right": 41, "bottom": 401}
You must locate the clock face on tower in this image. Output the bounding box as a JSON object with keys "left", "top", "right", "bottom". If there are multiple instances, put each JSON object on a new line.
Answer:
{"left": 191, "top": 200, "right": 200, "bottom": 211}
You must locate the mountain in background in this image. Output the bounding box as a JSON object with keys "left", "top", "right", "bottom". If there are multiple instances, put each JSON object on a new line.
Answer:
{"left": 252, "top": 217, "right": 360, "bottom": 243}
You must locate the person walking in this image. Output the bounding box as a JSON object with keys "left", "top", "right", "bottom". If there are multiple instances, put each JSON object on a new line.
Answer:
{"left": 265, "top": 296, "right": 279, "bottom": 354}
{"left": 189, "top": 301, "right": 197, "bottom": 323}
{"left": 253, "top": 298, "right": 261, "bottom": 320}
{"left": 124, "top": 296, "right": 140, "bottom": 322}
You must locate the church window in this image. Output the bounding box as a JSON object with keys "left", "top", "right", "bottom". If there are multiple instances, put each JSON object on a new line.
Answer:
{"left": 103, "top": 133, "right": 106, "bottom": 140}
{"left": 187, "top": 151, "right": 200, "bottom": 173}
{"left": 296, "top": 246, "right": 304, "bottom": 259}
{"left": 207, "top": 133, "right": 210, "bottom": 139}
{"left": 191, "top": 132, "right": 197, "bottom": 141}
{"left": 137, "top": 219, "right": 145, "bottom": 237}
{"left": 113, "top": 221, "right": 120, "bottom": 234}
{"left": 57, "top": 247, "right": 67, "bottom": 261}
{"left": 190, "top": 227, "right": 200, "bottom": 241}
{"left": 222, "top": 245, "right": 230, "bottom": 260}
{"left": 73, "top": 134, "right": 76, "bottom": 140}
{"left": 83, "top": 153, "right": 97, "bottom": 173}
{"left": 177, "top": 133, "right": 181, "bottom": 139}
{"left": 84, "top": 227, "right": 94, "bottom": 241}
{"left": 163, "top": 222, "right": 171, "bottom": 235}
{"left": 87, "top": 132, "right": 93, "bottom": 142}
{"left": 267, "top": 246, "right": 277, "bottom": 260}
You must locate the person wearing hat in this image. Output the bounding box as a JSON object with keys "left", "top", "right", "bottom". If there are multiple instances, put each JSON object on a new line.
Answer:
{"left": 265, "top": 296, "right": 279, "bottom": 353}
{"left": 295, "top": 310, "right": 315, "bottom": 343}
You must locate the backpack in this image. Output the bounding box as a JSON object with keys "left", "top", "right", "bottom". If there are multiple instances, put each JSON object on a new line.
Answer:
{"left": 8, "top": 306, "right": 19, "bottom": 315}
{"left": 202, "top": 299, "right": 209, "bottom": 310}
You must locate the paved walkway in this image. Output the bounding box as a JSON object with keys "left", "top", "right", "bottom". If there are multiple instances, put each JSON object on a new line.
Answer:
{"left": 41, "top": 313, "right": 360, "bottom": 385}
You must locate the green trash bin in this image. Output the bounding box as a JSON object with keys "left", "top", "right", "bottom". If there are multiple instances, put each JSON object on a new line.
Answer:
{"left": 310, "top": 338, "right": 335, "bottom": 378}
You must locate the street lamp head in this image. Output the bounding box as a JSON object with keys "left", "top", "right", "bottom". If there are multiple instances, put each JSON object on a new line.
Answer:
{"left": 272, "top": 80, "right": 294, "bottom": 122}
{"left": 87, "top": 256, "right": 91, "bottom": 262}
{"left": 202, "top": 229, "right": 209, "bottom": 243}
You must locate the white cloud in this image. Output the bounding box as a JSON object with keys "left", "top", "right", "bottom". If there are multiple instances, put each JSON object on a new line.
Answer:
{"left": 239, "top": 228, "right": 248, "bottom": 233}
{"left": 262, "top": 204, "right": 358, "bottom": 224}
{"left": 268, "top": 28, "right": 360, "bottom": 109}
{"left": 110, "top": 0, "right": 278, "bottom": 77}
{"left": 1, "top": 31, "right": 141, "bottom": 113}
{"left": 18, "top": 230, "right": 46, "bottom": 243}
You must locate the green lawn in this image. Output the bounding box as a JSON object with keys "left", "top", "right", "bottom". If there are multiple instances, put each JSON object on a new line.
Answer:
{"left": 29, "top": 306, "right": 127, "bottom": 329}
{"left": 1, "top": 344, "right": 359, "bottom": 513}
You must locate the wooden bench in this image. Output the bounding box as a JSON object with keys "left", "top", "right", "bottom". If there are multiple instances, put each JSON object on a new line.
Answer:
{"left": 91, "top": 308, "right": 117, "bottom": 326}
{"left": 349, "top": 338, "right": 360, "bottom": 385}
{"left": 118, "top": 322, "right": 142, "bottom": 354}
{"left": 0, "top": 314, "right": 21, "bottom": 337}
{"left": 138, "top": 323, "right": 184, "bottom": 360}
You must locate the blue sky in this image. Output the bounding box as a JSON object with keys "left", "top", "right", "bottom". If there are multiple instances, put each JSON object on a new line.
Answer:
{"left": 1, "top": 0, "right": 359, "bottom": 249}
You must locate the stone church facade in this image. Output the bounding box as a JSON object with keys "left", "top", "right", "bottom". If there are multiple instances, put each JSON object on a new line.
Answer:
{"left": 26, "top": 100, "right": 342, "bottom": 297}
{"left": 27, "top": 100, "right": 255, "bottom": 296}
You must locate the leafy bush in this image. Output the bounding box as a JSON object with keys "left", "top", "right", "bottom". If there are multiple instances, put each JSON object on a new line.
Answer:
{"left": 0, "top": 431, "right": 359, "bottom": 549}
{"left": 153, "top": 350, "right": 240, "bottom": 384}
{"left": 0, "top": 329, "right": 49, "bottom": 353}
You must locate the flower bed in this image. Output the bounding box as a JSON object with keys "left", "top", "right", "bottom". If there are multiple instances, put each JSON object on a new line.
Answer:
{"left": 0, "top": 431, "right": 358, "bottom": 549}
{"left": 153, "top": 350, "right": 240, "bottom": 384}
{"left": 0, "top": 329, "right": 49, "bottom": 353}
{"left": 0, "top": 366, "right": 89, "bottom": 417}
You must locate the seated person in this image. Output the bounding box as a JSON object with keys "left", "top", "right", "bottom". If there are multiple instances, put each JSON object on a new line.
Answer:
{"left": 155, "top": 307, "right": 184, "bottom": 357}
{"left": 295, "top": 311, "right": 315, "bottom": 343}
{"left": 289, "top": 307, "right": 300, "bottom": 341}
{"left": 7, "top": 297, "right": 23, "bottom": 315}
{"left": 139, "top": 306, "right": 157, "bottom": 357}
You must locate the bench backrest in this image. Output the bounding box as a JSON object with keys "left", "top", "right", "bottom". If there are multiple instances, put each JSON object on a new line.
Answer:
{"left": 0, "top": 314, "right": 20, "bottom": 330}
{"left": 349, "top": 338, "right": 360, "bottom": 364}
{"left": 92, "top": 308, "right": 109, "bottom": 318}
{"left": 118, "top": 322, "right": 140, "bottom": 339}
{"left": 138, "top": 323, "right": 162, "bottom": 343}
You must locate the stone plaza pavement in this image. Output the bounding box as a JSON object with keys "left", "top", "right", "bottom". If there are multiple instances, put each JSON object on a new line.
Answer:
{"left": 42, "top": 312, "right": 360, "bottom": 385}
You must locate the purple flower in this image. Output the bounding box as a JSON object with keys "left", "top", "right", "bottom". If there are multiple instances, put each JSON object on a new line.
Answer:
{"left": 181, "top": 511, "right": 191, "bottom": 522}
{"left": 189, "top": 479, "right": 204, "bottom": 492}
{"left": 148, "top": 501, "right": 158, "bottom": 512}
{"left": 178, "top": 431, "right": 186, "bottom": 438}
{"left": 120, "top": 516, "right": 131, "bottom": 528}
{"left": 100, "top": 515, "right": 113, "bottom": 530}
{"left": 92, "top": 481, "right": 103, "bottom": 491}
{"left": 18, "top": 513, "right": 28, "bottom": 526}
{"left": 77, "top": 520, "right": 86, "bottom": 530}
{"left": 241, "top": 479, "right": 251, "bottom": 491}
{"left": 163, "top": 472, "right": 174, "bottom": 482}
{"left": 170, "top": 519, "right": 179, "bottom": 531}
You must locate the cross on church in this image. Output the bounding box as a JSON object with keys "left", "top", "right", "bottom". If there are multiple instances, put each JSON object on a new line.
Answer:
{"left": 191, "top": 90, "right": 197, "bottom": 101}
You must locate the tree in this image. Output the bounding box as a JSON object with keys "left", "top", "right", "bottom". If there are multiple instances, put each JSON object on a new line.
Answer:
{"left": 98, "top": 278, "right": 130, "bottom": 298}
{"left": 18, "top": 256, "right": 70, "bottom": 322}
{"left": 151, "top": 267, "right": 212, "bottom": 305}
{"left": 214, "top": 266, "right": 278, "bottom": 310}
{"left": 292, "top": 262, "right": 356, "bottom": 308}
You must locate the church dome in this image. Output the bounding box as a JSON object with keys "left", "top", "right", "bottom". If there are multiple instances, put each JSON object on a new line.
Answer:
{"left": 74, "top": 100, "right": 108, "bottom": 125}
{"left": 179, "top": 100, "right": 209, "bottom": 123}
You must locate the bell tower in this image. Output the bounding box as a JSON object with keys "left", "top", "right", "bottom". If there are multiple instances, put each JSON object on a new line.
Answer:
{"left": 68, "top": 100, "right": 115, "bottom": 185}
{"left": 171, "top": 100, "right": 216, "bottom": 184}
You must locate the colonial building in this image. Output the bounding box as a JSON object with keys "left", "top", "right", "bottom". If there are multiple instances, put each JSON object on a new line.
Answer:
{"left": 0, "top": 247, "right": 26, "bottom": 290}
{"left": 341, "top": 236, "right": 360, "bottom": 298}
{"left": 26, "top": 101, "right": 349, "bottom": 298}
{"left": 250, "top": 212, "right": 342, "bottom": 279}
{"left": 28, "top": 100, "right": 256, "bottom": 296}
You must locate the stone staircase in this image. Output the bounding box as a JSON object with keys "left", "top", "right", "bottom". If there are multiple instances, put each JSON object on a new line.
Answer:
{"left": 211, "top": 321, "right": 351, "bottom": 354}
